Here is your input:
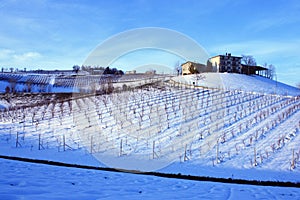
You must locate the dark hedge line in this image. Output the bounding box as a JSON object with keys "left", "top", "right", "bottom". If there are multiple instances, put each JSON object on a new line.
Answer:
{"left": 0, "top": 155, "right": 299, "bottom": 188}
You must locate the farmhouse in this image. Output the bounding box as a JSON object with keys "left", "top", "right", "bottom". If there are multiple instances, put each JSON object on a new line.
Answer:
{"left": 181, "top": 61, "right": 207, "bottom": 75}
{"left": 208, "top": 53, "right": 242, "bottom": 73}
{"left": 182, "top": 53, "right": 269, "bottom": 77}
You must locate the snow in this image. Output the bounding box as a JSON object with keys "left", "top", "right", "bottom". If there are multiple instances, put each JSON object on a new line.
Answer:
{"left": 1, "top": 158, "right": 299, "bottom": 200}
{"left": 0, "top": 80, "right": 74, "bottom": 94}
{"left": 0, "top": 72, "right": 300, "bottom": 199}
{"left": 0, "top": 99, "right": 9, "bottom": 110}
{"left": 172, "top": 73, "right": 300, "bottom": 97}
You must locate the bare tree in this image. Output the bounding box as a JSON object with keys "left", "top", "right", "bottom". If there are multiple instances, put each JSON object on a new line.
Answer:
{"left": 192, "top": 73, "right": 206, "bottom": 86}
{"left": 262, "top": 63, "right": 276, "bottom": 79}
{"left": 174, "top": 61, "right": 182, "bottom": 76}
{"left": 9, "top": 79, "right": 17, "bottom": 93}
{"left": 26, "top": 80, "right": 32, "bottom": 93}
{"left": 268, "top": 64, "right": 276, "bottom": 80}
{"left": 263, "top": 63, "right": 276, "bottom": 79}
{"left": 195, "top": 73, "right": 206, "bottom": 81}
{"left": 5, "top": 86, "right": 10, "bottom": 93}
{"left": 73, "top": 65, "right": 80, "bottom": 74}
{"left": 241, "top": 55, "right": 257, "bottom": 66}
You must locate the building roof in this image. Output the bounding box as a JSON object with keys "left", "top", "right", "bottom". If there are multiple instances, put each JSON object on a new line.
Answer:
{"left": 210, "top": 54, "right": 242, "bottom": 59}
{"left": 241, "top": 64, "right": 268, "bottom": 71}
{"left": 181, "top": 61, "right": 206, "bottom": 66}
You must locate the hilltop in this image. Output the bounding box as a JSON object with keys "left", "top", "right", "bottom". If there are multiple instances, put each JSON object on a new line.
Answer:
{"left": 173, "top": 73, "right": 300, "bottom": 97}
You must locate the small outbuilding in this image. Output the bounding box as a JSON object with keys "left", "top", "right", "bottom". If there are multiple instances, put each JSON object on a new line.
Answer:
{"left": 241, "top": 64, "right": 268, "bottom": 77}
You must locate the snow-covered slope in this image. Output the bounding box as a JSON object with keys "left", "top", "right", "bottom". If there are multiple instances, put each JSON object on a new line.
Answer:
{"left": 1, "top": 81, "right": 299, "bottom": 172}
{"left": 1, "top": 158, "right": 299, "bottom": 200}
{"left": 0, "top": 73, "right": 299, "bottom": 199}
{"left": 172, "top": 73, "right": 300, "bottom": 97}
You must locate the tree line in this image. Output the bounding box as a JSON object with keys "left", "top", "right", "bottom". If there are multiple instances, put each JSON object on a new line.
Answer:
{"left": 73, "top": 65, "right": 124, "bottom": 75}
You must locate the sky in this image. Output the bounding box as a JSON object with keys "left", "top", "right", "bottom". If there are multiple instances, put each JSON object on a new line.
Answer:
{"left": 0, "top": 0, "right": 299, "bottom": 86}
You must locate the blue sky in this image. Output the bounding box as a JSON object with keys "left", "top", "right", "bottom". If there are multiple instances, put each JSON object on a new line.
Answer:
{"left": 0, "top": 0, "right": 299, "bottom": 86}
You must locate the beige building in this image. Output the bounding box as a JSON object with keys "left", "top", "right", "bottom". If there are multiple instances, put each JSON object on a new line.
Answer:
{"left": 126, "top": 70, "right": 136, "bottom": 74}
{"left": 208, "top": 53, "right": 242, "bottom": 73}
{"left": 181, "top": 61, "right": 207, "bottom": 75}
{"left": 181, "top": 53, "right": 269, "bottom": 77}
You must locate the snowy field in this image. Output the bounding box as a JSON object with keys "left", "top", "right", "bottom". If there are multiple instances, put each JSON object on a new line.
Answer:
{"left": 172, "top": 73, "right": 300, "bottom": 97}
{"left": 1, "top": 158, "right": 299, "bottom": 200}
{"left": 0, "top": 72, "right": 300, "bottom": 199}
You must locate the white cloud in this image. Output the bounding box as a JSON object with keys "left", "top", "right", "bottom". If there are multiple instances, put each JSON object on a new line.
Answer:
{"left": 0, "top": 49, "right": 42, "bottom": 67}
{"left": 13, "top": 51, "right": 41, "bottom": 62}
{"left": 245, "top": 15, "right": 300, "bottom": 33}
{"left": 0, "top": 49, "right": 15, "bottom": 60}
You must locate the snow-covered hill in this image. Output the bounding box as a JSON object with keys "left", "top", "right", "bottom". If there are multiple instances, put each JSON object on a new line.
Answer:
{"left": 172, "top": 73, "right": 300, "bottom": 97}
{"left": 0, "top": 73, "right": 299, "bottom": 198}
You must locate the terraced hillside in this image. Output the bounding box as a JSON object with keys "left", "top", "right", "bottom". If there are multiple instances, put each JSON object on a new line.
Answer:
{"left": 0, "top": 76, "right": 299, "bottom": 172}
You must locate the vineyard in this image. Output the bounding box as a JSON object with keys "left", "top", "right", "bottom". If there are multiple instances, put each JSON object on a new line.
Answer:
{"left": 0, "top": 72, "right": 164, "bottom": 93}
{"left": 0, "top": 76, "right": 299, "bottom": 172}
